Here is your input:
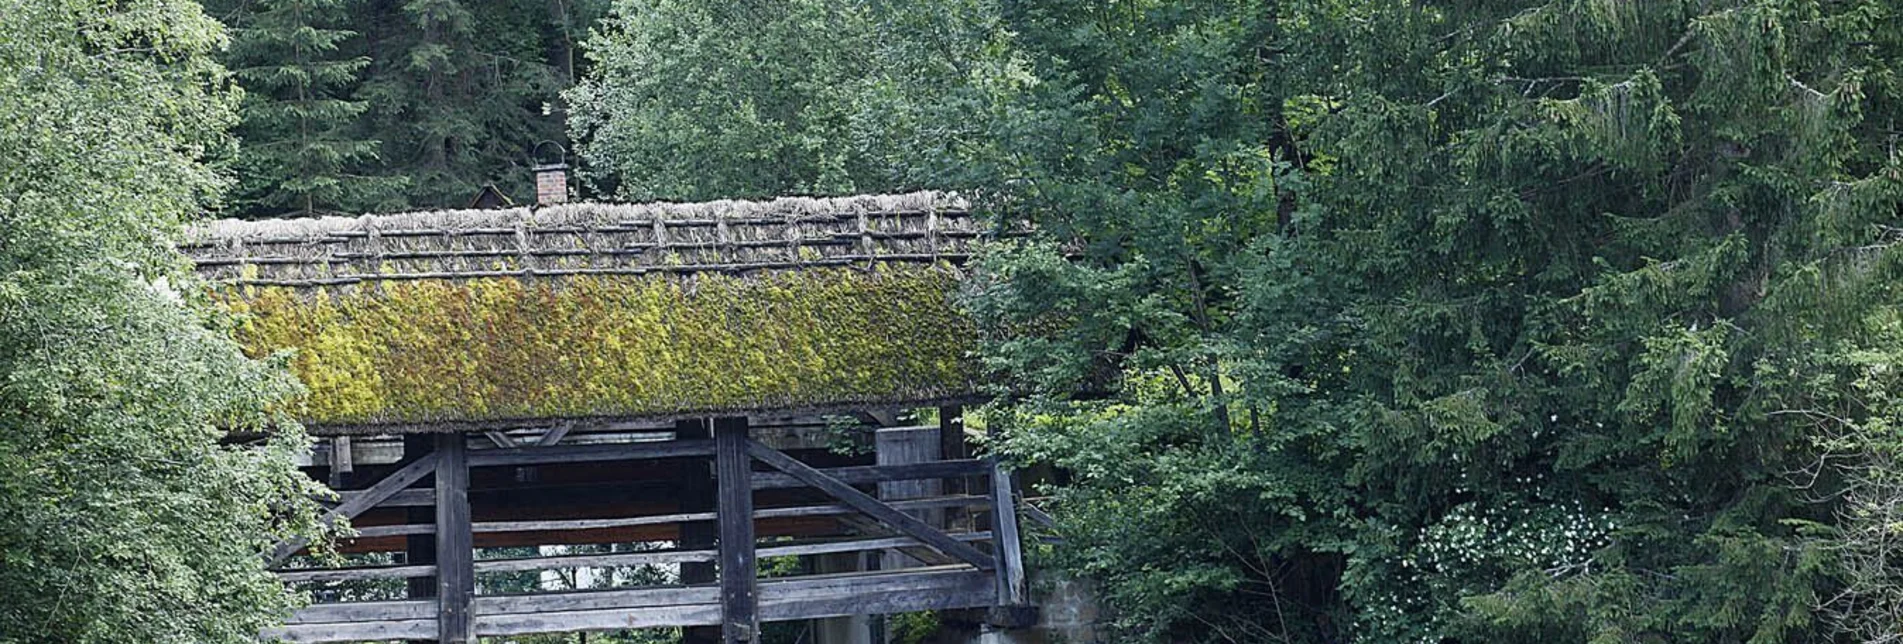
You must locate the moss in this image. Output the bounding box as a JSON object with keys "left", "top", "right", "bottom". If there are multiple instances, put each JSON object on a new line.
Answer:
{"left": 219, "top": 264, "right": 976, "bottom": 427}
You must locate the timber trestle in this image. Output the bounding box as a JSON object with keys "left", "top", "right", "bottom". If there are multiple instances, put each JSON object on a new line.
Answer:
{"left": 264, "top": 410, "right": 1030, "bottom": 643}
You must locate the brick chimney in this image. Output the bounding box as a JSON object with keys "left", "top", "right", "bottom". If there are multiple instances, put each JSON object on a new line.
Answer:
{"left": 533, "top": 161, "right": 568, "bottom": 206}
{"left": 531, "top": 141, "right": 569, "bottom": 206}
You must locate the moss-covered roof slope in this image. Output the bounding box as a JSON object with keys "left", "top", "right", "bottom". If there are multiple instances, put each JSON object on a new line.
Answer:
{"left": 183, "top": 192, "right": 990, "bottom": 432}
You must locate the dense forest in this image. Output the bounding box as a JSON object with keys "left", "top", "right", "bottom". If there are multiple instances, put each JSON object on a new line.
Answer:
{"left": 206, "top": 0, "right": 601, "bottom": 217}
{"left": 6, "top": 0, "right": 1903, "bottom": 643}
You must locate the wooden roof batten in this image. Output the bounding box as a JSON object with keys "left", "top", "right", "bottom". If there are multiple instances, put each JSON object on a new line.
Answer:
{"left": 184, "top": 191, "right": 985, "bottom": 287}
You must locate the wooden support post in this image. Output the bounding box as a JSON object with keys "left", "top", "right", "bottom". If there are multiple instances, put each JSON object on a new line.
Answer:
{"left": 678, "top": 419, "right": 720, "bottom": 644}
{"left": 987, "top": 453, "right": 1035, "bottom": 629}
{"left": 715, "top": 417, "right": 757, "bottom": 643}
{"left": 401, "top": 435, "right": 436, "bottom": 644}
{"left": 435, "top": 434, "right": 473, "bottom": 643}
{"left": 989, "top": 458, "right": 1027, "bottom": 606}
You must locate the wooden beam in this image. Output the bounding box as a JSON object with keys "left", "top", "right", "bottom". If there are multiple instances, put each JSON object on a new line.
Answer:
{"left": 750, "top": 459, "right": 985, "bottom": 490}
{"left": 467, "top": 439, "right": 714, "bottom": 467}
{"left": 473, "top": 548, "right": 716, "bottom": 574}
{"left": 264, "top": 619, "right": 436, "bottom": 643}
{"left": 286, "top": 599, "right": 436, "bottom": 624}
{"left": 675, "top": 418, "right": 720, "bottom": 644}
{"left": 714, "top": 417, "right": 757, "bottom": 643}
{"left": 435, "top": 434, "right": 473, "bottom": 643}
{"left": 745, "top": 440, "right": 994, "bottom": 570}
{"left": 755, "top": 532, "right": 990, "bottom": 559}
{"left": 277, "top": 564, "right": 438, "bottom": 584}
{"left": 270, "top": 451, "right": 442, "bottom": 565}
{"left": 989, "top": 457, "right": 1028, "bottom": 607}
{"left": 343, "top": 496, "right": 990, "bottom": 540}
{"left": 535, "top": 421, "right": 574, "bottom": 447}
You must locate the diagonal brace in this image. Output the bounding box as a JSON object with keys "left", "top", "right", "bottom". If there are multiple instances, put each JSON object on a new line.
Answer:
{"left": 744, "top": 439, "right": 994, "bottom": 570}
{"left": 269, "top": 451, "right": 443, "bottom": 566}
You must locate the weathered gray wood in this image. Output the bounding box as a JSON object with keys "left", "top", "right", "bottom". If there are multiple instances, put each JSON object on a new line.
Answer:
{"left": 675, "top": 418, "right": 721, "bottom": 644}
{"left": 749, "top": 459, "right": 986, "bottom": 490}
{"left": 330, "top": 436, "right": 354, "bottom": 474}
{"left": 754, "top": 532, "right": 989, "bottom": 559}
{"left": 534, "top": 421, "right": 574, "bottom": 446}
{"left": 400, "top": 434, "right": 437, "bottom": 608}
{"left": 286, "top": 599, "right": 437, "bottom": 624}
{"left": 264, "top": 618, "right": 437, "bottom": 643}
{"left": 877, "top": 426, "right": 945, "bottom": 572}
{"left": 467, "top": 439, "right": 714, "bottom": 467}
{"left": 345, "top": 523, "right": 435, "bottom": 538}
{"left": 483, "top": 431, "right": 515, "bottom": 448}
{"left": 473, "top": 548, "right": 717, "bottom": 574}
{"left": 474, "top": 604, "right": 723, "bottom": 636}
{"left": 759, "top": 570, "right": 994, "bottom": 621}
{"left": 435, "top": 434, "right": 473, "bottom": 643}
{"left": 753, "top": 495, "right": 989, "bottom": 521}
{"left": 989, "top": 457, "right": 1028, "bottom": 606}
{"left": 472, "top": 511, "right": 717, "bottom": 534}
{"left": 270, "top": 451, "right": 443, "bottom": 564}
{"left": 276, "top": 564, "right": 438, "bottom": 584}
{"left": 464, "top": 568, "right": 995, "bottom": 638}
{"left": 745, "top": 441, "right": 994, "bottom": 570}
{"left": 476, "top": 585, "right": 718, "bottom": 615}
{"left": 437, "top": 494, "right": 988, "bottom": 536}
{"left": 715, "top": 417, "right": 757, "bottom": 643}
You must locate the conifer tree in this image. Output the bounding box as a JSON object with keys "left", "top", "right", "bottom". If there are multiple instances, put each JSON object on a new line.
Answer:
{"left": 222, "top": 0, "right": 399, "bottom": 216}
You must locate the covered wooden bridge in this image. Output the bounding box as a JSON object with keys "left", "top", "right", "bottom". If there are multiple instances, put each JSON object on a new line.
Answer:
{"left": 184, "top": 193, "right": 1037, "bottom": 643}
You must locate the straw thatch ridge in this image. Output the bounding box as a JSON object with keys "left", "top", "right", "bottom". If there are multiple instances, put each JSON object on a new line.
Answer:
{"left": 184, "top": 192, "right": 990, "bottom": 287}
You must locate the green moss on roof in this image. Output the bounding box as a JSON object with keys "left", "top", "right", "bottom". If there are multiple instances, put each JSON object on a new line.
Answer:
{"left": 220, "top": 264, "right": 976, "bottom": 428}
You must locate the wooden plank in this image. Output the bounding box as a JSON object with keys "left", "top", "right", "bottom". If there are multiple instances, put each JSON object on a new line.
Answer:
{"left": 754, "top": 532, "right": 989, "bottom": 559}
{"left": 473, "top": 548, "right": 716, "bottom": 574}
{"left": 264, "top": 619, "right": 437, "bottom": 643}
{"left": 745, "top": 441, "right": 994, "bottom": 570}
{"left": 464, "top": 568, "right": 992, "bottom": 639}
{"left": 276, "top": 564, "right": 437, "bottom": 584}
{"left": 477, "top": 585, "right": 718, "bottom": 615}
{"left": 760, "top": 569, "right": 994, "bottom": 621}
{"left": 475, "top": 603, "right": 722, "bottom": 636}
{"left": 753, "top": 495, "right": 989, "bottom": 520}
{"left": 286, "top": 599, "right": 436, "bottom": 624}
{"left": 467, "top": 439, "right": 714, "bottom": 467}
{"left": 270, "top": 451, "right": 442, "bottom": 564}
{"left": 345, "top": 523, "right": 434, "bottom": 538}
{"left": 436, "top": 434, "right": 474, "bottom": 643}
{"left": 472, "top": 511, "right": 717, "bottom": 534}
{"left": 452, "top": 495, "right": 987, "bottom": 535}
{"left": 750, "top": 459, "right": 986, "bottom": 490}
{"left": 989, "top": 457, "right": 1028, "bottom": 606}
{"left": 715, "top": 417, "right": 757, "bottom": 644}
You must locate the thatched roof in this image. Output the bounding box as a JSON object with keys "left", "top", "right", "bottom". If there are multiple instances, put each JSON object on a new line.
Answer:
{"left": 183, "top": 192, "right": 982, "bottom": 286}
{"left": 183, "top": 193, "right": 1003, "bottom": 434}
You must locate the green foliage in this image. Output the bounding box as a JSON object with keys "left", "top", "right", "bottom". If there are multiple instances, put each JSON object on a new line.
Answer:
{"left": 567, "top": 0, "right": 1034, "bottom": 201}
{"left": 207, "top": 0, "right": 604, "bottom": 217}
{"left": 223, "top": 265, "right": 975, "bottom": 426}
{"left": 569, "top": 0, "right": 1903, "bottom": 641}
{"left": 0, "top": 0, "right": 328, "bottom": 640}
{"left": 218, "top": 0, "right": 402, "bottom": 215}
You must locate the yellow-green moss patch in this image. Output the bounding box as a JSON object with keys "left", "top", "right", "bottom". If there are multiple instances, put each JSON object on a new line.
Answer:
{"left": 220, "top": 264, "right": 976, "bottom": 428}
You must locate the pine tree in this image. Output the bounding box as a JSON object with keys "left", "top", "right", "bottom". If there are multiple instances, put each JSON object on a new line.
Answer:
{"left": 223, "top": 0, "right": 399, "bottom": 216}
